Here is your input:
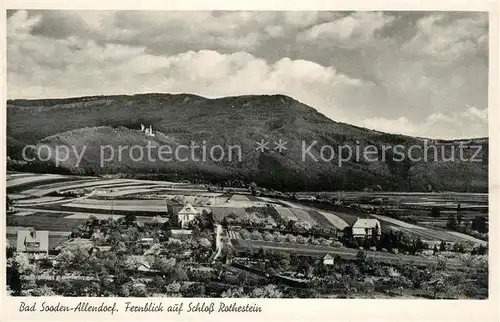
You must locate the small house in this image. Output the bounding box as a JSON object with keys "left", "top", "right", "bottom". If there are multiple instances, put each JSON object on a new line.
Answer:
{"left": 139, "top": 237, "right": 154, "bottom": 247}
{"left": 16, "top": 229, "right": 49, "bottom": 255}
{"left": 352, "top": 218, "right": 381, "bottom": 238}
{"left": 177, "top": 203, "right": 200, "bottom": 228}
{"left": 323, "top": 254, "right": 334, "bottom": 266}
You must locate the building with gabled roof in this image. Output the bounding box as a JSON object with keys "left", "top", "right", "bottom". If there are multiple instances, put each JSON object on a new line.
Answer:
{"left": 177, "top": 203, "right": 200, "bottom": 228}
{"left": 323, "top": 253, "right": 334, "bottom": 265}
{"left": 16, "top": 229, "right": 49, "bottom": 255}
{"left": 352, "top": 218, "right": 381, "bottom": 238}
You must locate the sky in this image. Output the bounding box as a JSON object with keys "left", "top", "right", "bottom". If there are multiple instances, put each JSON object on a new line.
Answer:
{"left": 7, "top": 10, "right": 489, "bottom": 139}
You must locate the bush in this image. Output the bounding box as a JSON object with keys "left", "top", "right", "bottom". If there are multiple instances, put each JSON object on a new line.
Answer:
{"left": 332, "top": 241, "right": 343, "bottom": 248}
{"left": 263, "top": 232, "right": 275, "bottom": 241}
{"left": 296, "top": 235, "right": 307, "bottom": 244}
{"left": 250, "top": 230, "right": 263, "bottom": 241}
{"left": 240, "top": 229, "right": 250, "bottom": 239}
{"left": 286, "top": 234, "right": 297, "bottom": 243}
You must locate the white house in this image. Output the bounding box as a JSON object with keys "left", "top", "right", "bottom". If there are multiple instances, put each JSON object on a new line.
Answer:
{"left": 323, "top": 253, "right": 334, "bottom": 266}
{"left": 16, "top": 229, "right": 49, "bottom": 256}
{"left": 177, "top": 203, "right": 200, "bottom": 228}
{"left": 352, "top": 218, "right": 381, "bottom": 238}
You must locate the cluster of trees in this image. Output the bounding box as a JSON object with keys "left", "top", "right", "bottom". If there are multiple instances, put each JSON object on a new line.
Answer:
{"left": 444, "top": 212, "right": 488, "bottom": 241}
{"left": 237, "top": 228, "right": 341, "bottom": 248}
{"left": 223, "top": 212, "right": 278, "bottom": 228}
{"left": 229, "top": 248, "right": 488, "bottom": 299}
{"left": 342, "top": 227, "right": 428, "bottom": 255}
{"left": 223, "top": 210, "right": 336, "bottom": 239}
{"left": 71, "top": 214, "right": 178, "bottom": 247}
{"left": 471, "top": 216, "right": 488, "bottom": 233}
{"left": 7, "top": 159, "right": 93, "bottom": 176}
{"left": 221, "top": 284, "right": 283, "bottom": 298}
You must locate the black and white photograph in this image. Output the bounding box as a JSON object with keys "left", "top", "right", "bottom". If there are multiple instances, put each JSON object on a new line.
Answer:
{"left": 3, "top": 7, "right": 493, "bottom": 305}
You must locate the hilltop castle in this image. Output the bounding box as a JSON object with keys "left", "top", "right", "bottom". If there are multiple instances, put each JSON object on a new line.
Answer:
{"left": 140, "top": 124, "right": 155, "bottom": 137}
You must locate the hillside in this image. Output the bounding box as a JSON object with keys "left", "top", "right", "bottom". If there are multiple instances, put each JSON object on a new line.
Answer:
{"left": 6, "top": 93, "right": 488, "bottom": 192}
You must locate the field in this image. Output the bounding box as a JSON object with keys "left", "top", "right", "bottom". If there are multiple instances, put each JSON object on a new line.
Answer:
{"left": 230, "top": 239, "right": 465, "bottom": 267}
{"left": 275, "top": 208, "right": 297, "bottom": 221}
{"left": 286, "top": 199, "right": 485, "bottom": 244}
{"left": 22, "top": 179, "right": 142, "bottom": 197}
{"left": 63, "top": 198, "right": 169, "bottom": 212}
{"left": 16, "top": 196, "right": 66, "bottom": 204}
{"left": 6, "top": 231, "right": 71, "bottom": 251}
{"left": 290, "top": 208, "right": 316, "bottom": 224}
{"left": 371, "top": 215, "right": 485, "bottom": 243}
{"left": 7, "top": 177, "right": 86, "bottom": 194}
{"left": 300, "top": 191, "right": 488, "bottom": 204}
{"left": 272, "top": 199, "right": 352, "bottom": 230}
{"left": 9, "top": 213, "right": 87, "bottom": 231}
{"left": 7, "top": 174, "right": 67, "bottom": 188}
{"left": 7, "top": 172, "right": 489, "bottom": 252}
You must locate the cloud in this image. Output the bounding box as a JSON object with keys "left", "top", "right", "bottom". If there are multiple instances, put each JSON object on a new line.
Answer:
{"left": 358, "top": 116, "right": 417, "bottom": 135}
{"left": 402, "top": 13, "right": 488, "bottom": 62}
{"left": 297, "top": 12, "right": 396, "bottom": 48}
{"left": 25, "top": 11, "right": 340, "bottom": 55}
{"left": 7, "top": 11, "right": 367, "bottom": 123}
{"left": 7, "top": 10, "right": 489, "bottom": 139}
{"left": 359, "top": 106, "right": 488, "bottom": 139}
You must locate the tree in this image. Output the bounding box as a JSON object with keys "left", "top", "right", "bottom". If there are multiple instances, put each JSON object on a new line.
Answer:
{"left": 356, "top": 250, "right": 367, "bottom": 262}
{"left": 250, "top": 284, "right": 283, "bottom": 298}
{"left": 221, "top": 287, "right": 246, "bottom": 298}
{"left": 153, "top": 257, "right": 176, "bottom": 275}
{"left": 198, "top": 237, "right": 212, "bottom": 249}
{"left": 471, "top": 216, "right": 488, "bottom": 233}
{"left": 446, "top": 214, "right": 458, "bottom": 230}
{"left": 9, "top": 266, "right": 22, "bottom": 296}
{"left": 430, "top": 207, "right": 441, "bottom": 224}
{"left": 249, "top": 182, "right": 258, "bottom": 196}
{"left": 125, "top": 214, "right": 137, "bottom": 226}
{"left": 263, "top": 232, "right": 274, "bottom": 241}
{"left": 250, "top": 230, "right": 263, "bottom": 241}
{"left": 456, "top": 204, "right": 463, "bottom": 227}
{"left": 296, "top": 235, "right": 307, "bottom": 244}
{"left": 372, "top": 223, "right": 380, "bottom": 241}
{"left": 437, "top": 257, "right": 447, "bottom": 270}
{"left": 428, "top": 273, "right": 450, "bottom": 299}
{"left": 286, "top": 234, "right": 297, "bottom": 243}
{"left": 341, "top": 226, "right": 354, "bottom": 247}
{"left": 6, "top": 196, "right": 12, "bottom": 211}
{"left": 361, "top": 277, "right": 375, "bottom": 296}
{"left": 30, "top": 285, "right": 56, "bottom": 296}
{"left": 452, "top": 242, "right": 465, "bottom": 253}
{"left": 412, "top": 238, "right": 427, "bottom": 255}
{"left": 475, "top": 244, "right": 488, "bottom": 255}
{"left": 439, "top": 240, "right": 447, "bottom": 252}
{"left": 9, "top": 252, "right": 35, "bottom": 275}
{"left": 172, "top": 265, "right": 188, "bottom": 282}
{"left": 165, "top": 282, "right": 182, "bottom": 297}
{"left": 380, "top": 231, "right": 394, "bottom": 251}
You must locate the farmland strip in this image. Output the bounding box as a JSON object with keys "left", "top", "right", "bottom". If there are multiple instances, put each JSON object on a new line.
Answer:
{"left": 7, "top": 174, "right": 66, "bottom": 188}
{"left": 306, "top": 210, "right": 335, "bottom": 229}
{"left": 371, "top": 214, "right": 428, "bottom": 230}
{"left": 63, "top": 202, "right": 168, "bottom": 212}
{"left": 318, "top": 211, "right": 349, "bottom": 230}
{"left": 290, "top": 208, "right": 317, "bottom": 225}
{"left": 275, "top": 208, "right": 298, "bottom": 222}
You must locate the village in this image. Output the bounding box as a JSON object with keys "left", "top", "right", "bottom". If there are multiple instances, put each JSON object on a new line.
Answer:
{"left": 6, "top": 171, "right": 489, "bottom": 298}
